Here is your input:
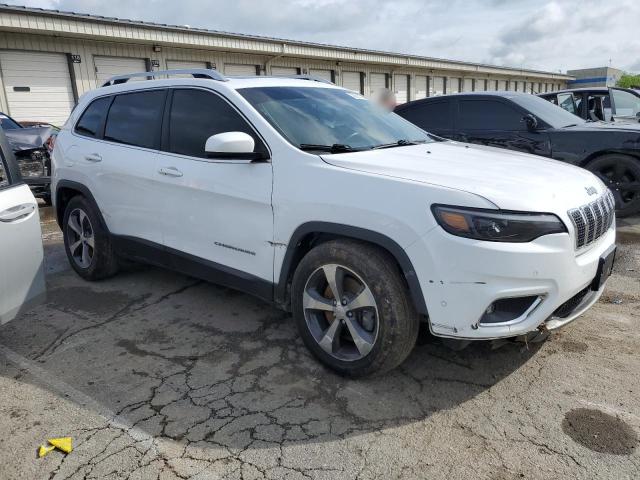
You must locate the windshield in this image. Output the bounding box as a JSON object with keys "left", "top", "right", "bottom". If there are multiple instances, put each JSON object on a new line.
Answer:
{"left": 0, "top": 114, "right": 22, "bottom": 130}
{"left": 238, "top": 86, "right": 432, "bottom": 151}
{"left": 512, "top": 94, "right": 587, "bottom": 128}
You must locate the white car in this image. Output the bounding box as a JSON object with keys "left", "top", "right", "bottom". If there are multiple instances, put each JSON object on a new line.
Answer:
{"left": 0, "top": 128, "right": 46, "bottom": 325}
{"left": 51, "top": 70, "right": 616, "bottom": 376}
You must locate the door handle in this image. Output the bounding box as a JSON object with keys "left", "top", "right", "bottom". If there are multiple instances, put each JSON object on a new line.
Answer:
{"left": 85, "top": 153, "right": 102, "bottom": 162}
{"left": 158, "top": 167, "right": 183, "bottom": 177}
{"left": 0, "top": 203, "right": 36, "bottom": 223}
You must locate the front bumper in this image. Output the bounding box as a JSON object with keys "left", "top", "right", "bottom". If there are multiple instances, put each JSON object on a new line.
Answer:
{"left": 405, "top": 223, "right": 616, "bottom": 340}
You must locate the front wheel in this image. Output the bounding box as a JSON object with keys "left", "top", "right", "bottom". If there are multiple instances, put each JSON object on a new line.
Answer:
{"left": 587, "top": 154, "right": 640, "bottom": 217}
{"left": 291, "top": 240, "right": 419, "bottom": 377}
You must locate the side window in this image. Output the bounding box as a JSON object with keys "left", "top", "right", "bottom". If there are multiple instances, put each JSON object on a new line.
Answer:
{"left": 557, "top": 93, "right": 577, "bottom": 115}
{"left": 398, "top": 101, "right": 452, "bottom": 132}
{"left": 75, "top": 96, "right": 112, "bottom": 138}
{"left": 611, "top": 89, "right": 640, "bottom": 118}
{"left": 459, "top": 99, "right": 524, "bottom": 131}
{"left": 104, "top": 90, "right": 165, "bottom": 149}
{"left": 0, "top": 157, "right": 8, "bottom": 188}
{"left": 168, "top": 89, "right": 265, "bottom": 158}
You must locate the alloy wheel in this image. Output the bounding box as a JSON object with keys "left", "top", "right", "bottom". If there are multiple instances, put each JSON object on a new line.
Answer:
{"left": 66, "top": 208, "right": 95, "bottom": 269}
{"left": 302, "top": 263, "right": 379, "bottom": 361}
{"left": 596, "top": 163, "right": 640, "bottom": 209}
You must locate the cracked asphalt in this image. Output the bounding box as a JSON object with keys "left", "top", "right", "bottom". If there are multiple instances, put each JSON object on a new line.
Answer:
{"left": 0, "top": 206, "right": 639, "bottom": 480}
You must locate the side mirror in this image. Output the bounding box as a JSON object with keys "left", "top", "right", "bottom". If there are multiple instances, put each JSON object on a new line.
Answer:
{"left": 205, "top": 132, "right": 267, "bottom": 161}
{"left": 523, "top": 114, "right": 538, "bottom": 131}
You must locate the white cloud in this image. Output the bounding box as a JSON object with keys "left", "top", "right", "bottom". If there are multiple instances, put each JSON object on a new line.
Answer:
{"left": 4, "top": 0, "right": 639, "bottom": 73}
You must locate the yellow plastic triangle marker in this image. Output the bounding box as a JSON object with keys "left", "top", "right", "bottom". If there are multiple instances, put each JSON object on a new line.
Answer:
{"left": 48, "top": 437, "right": 73, "bottom": 454}
{"left": 38, "top": 444, "right": 56, "bottom": 458}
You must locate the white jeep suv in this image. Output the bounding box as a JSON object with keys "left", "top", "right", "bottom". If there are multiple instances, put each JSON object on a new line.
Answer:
{"left": 52, "top": 70, "right": 616, "bottom": 376}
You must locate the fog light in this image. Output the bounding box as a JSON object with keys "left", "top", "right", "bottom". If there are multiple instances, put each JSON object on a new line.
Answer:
{"left": 480, "top": 296, "right": 542, "bottom": 325}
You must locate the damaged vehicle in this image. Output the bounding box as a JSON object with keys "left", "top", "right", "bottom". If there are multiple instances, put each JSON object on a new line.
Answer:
{"left": 52, "top": 70, "right": 616, "bottom": 376}
{"left": 539, "top": 87, "right": 640, "bottom": 123}
{"left": 0, "top": 112, "right": 57, "bottom": 204}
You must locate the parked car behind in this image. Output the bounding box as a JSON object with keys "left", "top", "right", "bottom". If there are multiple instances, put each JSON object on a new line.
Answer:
{"left": 539, "top": 87, "right": 640, "bottom": 123}
{"left": 395, "top": 92, "right": 640, "bottom": 217}
{"left": 52, "top": 70, "right": 616, "bottom": 376}
{"left": 0, "top": 112, "right": 57, "bottom": 204}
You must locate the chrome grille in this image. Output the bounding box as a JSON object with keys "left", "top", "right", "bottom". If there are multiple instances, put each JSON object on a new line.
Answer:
{"left": 568, "top": 191, "right": 616, "bottom": 250}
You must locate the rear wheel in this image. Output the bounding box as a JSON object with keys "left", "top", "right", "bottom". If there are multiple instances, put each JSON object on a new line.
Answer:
{"left": 62, "top": 196, "right": 118, "bottom": 280}
{"left": 587, "top": 154, "right": 640, "bottom": 217}
{"left": 292, "top": 240, "right": 419, "bottom": 377}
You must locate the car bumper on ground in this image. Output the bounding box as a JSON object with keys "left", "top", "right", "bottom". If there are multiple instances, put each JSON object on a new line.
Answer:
{"left": 405, "top": 224, "right": 616, "bottom": 340}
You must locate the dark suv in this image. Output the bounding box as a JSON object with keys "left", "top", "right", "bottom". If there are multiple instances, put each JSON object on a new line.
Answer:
{"left": 395, "top": 92, "right": 640, "bottom": 217}
{"left": 539, "top": 87, "right": 640, "bottom": 123}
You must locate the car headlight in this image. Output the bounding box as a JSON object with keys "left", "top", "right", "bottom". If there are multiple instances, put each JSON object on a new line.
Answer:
{"left": 431, "top": 204, "right": 567, "bottom": 242}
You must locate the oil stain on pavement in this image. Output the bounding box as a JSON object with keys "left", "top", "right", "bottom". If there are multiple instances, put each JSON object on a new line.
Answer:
{"left": 562, "top": 408, "right": 638, "bottom": 455}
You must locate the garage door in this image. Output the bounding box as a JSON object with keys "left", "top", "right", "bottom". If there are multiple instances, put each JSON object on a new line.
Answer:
{"left": 462, "top": 78, "right": 473, "bottom": 92}
{"left": 225, "top": 64, "right": 258, "bottom": 76}
{"left": 475, "top": 79, "right": 487, "bottom": 91}
{"left": 310, "top": 69, "right": 333, "bottom": 82}
{"left": 369, "top": 73, "right": 387, "bottom": 98}
{"left": 431, "top": 77, "right": 445, "bottom": 96}
{"left": 167, "top": 60, "right": 208, "bottom": 71}
{"left": 448, "top": 78, "right": 460, "bottom": 94}
{"left": 94, "top": 56, "right": 147, "bottom": 86}
{"left": 271, "top": 66, "right": 299, "bottom": 76}
{"left": 342, "top": 72, "right": 362, "bottom": 94}
{"left": 0, "top": 51, "right": 75, "bottom": 126}
{"left": 415, "top": 75, "right": 427, "bottom": 99}
{"left": 498, "top": 80, "right": 507, "bottom": 91}
{"left": 393, "top": 74, "right": 409, "bottom": 104}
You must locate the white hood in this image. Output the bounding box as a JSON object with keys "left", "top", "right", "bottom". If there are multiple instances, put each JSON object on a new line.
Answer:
{"left": 322, "top": 142, "right": 604, "bottom": 212}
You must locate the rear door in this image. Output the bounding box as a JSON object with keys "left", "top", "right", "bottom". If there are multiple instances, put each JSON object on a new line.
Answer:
{"left": 0, "top": 127, "right": 45, "bottom": 324}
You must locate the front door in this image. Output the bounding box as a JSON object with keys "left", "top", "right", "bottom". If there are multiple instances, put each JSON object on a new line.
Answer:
{"left": 610, "top": 88, "right": 640, "bottom": 123}
{"left": 455, "top": 98, "right": 552, "bottom": 157}
{"left": 0, "top": 128, "right": 45, "bottom": 324}
{"left": 155, "top": 88, "right": 274, "bottom": 296}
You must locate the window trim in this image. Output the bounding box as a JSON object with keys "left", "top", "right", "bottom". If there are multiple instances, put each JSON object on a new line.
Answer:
{"left": 161, "top": 86, "right": 271, "bottom": 162}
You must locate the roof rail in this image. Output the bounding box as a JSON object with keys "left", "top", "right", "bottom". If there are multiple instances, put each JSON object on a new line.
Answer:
{"left": 101, "top": 68, "right": 228, "bottom": 87}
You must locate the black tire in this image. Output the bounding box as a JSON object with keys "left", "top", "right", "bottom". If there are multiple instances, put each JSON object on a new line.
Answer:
{"left": 586, "top": 154, "right": 640, "bottom": 217}
{"left": 62, "top": 195, "right": 118, "bottom": 280}
{"left": 291, "top": 239, "right": 419, "bottom": 377}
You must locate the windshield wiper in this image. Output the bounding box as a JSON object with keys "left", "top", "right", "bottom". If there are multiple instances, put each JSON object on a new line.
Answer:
{"left": 298, "top": 143, "right": 359, "bottom": 153}
{"left": 372, "top": 139, "right": 426, "bottom": 150}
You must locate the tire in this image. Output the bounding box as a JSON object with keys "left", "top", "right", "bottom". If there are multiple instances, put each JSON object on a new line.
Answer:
{"left": 586, "top": 154, "right": 640, "bottom": 217}
{"left": 291, "top": 239, "right": 420, "bottom": 377}
{"left": 62, "top": 195, "right": 119, "bottom": 280}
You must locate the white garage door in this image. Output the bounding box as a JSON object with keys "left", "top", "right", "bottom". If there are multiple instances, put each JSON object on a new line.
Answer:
{"left": 342, "top": 72, "right": 362, "bottom": 94}
{"left": 167, "top": 60, "right": 208, "bottom": 71}
{"left": 498, "top": 80, "right": 507, "bottom": 91}
{"left": 271, "top": 66, "right": 299, "bottom": 76}
{"left": 0, "top": 51, "right": 75, "bottom": 126}
{"left": 310, "top": 69, "right": 333, "bottom": 82}
{"left": 448, "top": 78, "right": 460, "bottom": 94}
{"left": 475, "top": 79, "right": 487, "bottom": 91}
{"left": 225, "top": 64, "right": 258, "bottom": 76}
{"left": 431, "top": 77, "right": 445, "bottom": 96}
{"left": 415, "top": 75, "right": 427, "bottom": 99}
{"left": 462, "top": 78, "right": 474, "bottom": 92}
{"left": 393, "top": 74, "right": 409, "bottom": 104}
{"left": 369, "top": 73, "right": 387, "bottom": 98}
{"left": 94, "top": 56, "right": 147, "bottom": 86}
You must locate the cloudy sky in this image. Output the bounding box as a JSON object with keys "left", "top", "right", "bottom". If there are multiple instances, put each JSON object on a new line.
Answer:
{"left": 8, "top": 0, "right": 640, "bottom": 73}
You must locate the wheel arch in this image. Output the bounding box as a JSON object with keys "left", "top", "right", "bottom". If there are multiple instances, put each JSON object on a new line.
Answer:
{"left": 55, "top": 180, "right": 108, "bottom": 232}
{"left": 275, "top": 222, "right": 428, "bottom": 316}
{"left": 580, "top": 149, "right": 640, "bottom": 168}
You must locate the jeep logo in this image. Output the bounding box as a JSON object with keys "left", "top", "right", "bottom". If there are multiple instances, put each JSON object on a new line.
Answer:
{"left": 585, "top": 186, "right": 598, "bottom": 196}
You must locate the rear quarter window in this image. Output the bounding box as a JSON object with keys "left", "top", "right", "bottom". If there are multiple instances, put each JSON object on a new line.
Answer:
{"left": 75, "top": 96, "right": 112, "bottom": 138}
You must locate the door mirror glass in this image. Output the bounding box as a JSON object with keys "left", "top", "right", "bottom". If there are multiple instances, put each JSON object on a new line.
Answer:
{"left": 523, "top": 114, "right": 538, "bottom": 131}
{"left": 205, "top": 132, "right": 256, "bottom": 159}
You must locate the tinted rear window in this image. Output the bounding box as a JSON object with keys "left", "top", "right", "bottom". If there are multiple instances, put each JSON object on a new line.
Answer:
{"left": 396, "top": 101, "right": 452, "bottom": 131}
{"left": 75, "top": 96, "right": 111, "bottom": 138}
{"left": 104, "top": 90, "right": 165, "bottom": 148}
